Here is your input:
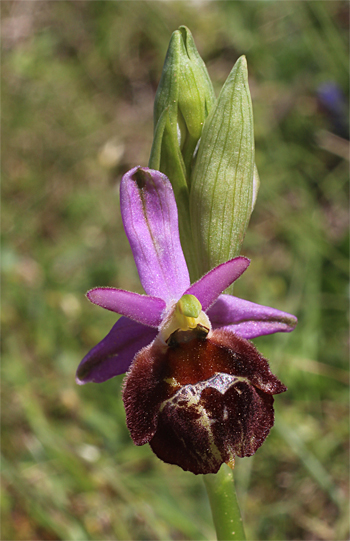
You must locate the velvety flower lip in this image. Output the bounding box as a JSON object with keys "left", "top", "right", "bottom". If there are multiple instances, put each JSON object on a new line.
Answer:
{"left": 123, "top": 328, "right": 287, "bottom": 474}
{"left": 76, "top": 166, "right": 297, "bottom": 385}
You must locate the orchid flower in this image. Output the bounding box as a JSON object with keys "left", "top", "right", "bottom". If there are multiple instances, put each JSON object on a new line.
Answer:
{"left": 76, "top": 166, "right": 297, "bottom": 474}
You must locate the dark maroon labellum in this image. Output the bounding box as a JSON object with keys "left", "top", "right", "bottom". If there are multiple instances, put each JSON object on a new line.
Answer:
{"left": 123, "top": 329, "right": 286, "bottom": 475}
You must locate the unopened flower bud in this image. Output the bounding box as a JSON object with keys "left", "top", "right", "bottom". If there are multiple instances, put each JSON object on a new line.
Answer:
{"left": 151, "top": 25, "right": 216, "bottom": 178}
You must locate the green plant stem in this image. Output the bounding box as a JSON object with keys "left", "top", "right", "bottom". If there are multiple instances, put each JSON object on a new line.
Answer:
{"left": 204, "top": 464, "right": 246, "bottom": 541}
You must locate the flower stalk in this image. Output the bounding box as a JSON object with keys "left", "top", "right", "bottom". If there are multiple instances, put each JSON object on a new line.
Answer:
{"left": 204, "top": 464, "right": 246, "bottom": 541}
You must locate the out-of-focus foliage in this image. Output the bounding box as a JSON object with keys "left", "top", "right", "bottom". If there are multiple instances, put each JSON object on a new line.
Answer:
{"left": 2, "top": 1, "right": 348, "bottom": 540}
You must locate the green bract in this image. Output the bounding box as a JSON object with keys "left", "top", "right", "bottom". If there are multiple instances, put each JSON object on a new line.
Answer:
{"left": 190, "top": 56, "right": 255, "bottom": 284}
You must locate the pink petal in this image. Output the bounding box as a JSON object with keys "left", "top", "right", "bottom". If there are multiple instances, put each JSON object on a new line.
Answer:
{"left": 76, "top": 317, "right": 157, "bottom": 384}
{"left": 120, "top": 167, "right": 190, "bottom": 304}
{"left": 87, "top": 288, "right": 165, "bottom": 328}
{"left": 208, "top": 294, "right": 297, "bottom": 339}
{"left": 185, "top": 257, "right": 250, "bottom": 311}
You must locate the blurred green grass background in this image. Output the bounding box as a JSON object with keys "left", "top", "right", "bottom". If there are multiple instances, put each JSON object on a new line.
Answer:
{"left": 2, "top": 1, "right": 349, "bottom": 540}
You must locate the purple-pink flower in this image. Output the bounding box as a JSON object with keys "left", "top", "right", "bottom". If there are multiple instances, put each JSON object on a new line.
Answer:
{"left": 76, "top": 166, "right": 296, "bottom": 386}
{"left": 76, "top": 166, "right": 297, "bottom": 474}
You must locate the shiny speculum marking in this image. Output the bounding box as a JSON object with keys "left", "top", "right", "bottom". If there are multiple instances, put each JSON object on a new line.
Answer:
{"left": 159, "top": 373, "right": 247, "bottom": 469}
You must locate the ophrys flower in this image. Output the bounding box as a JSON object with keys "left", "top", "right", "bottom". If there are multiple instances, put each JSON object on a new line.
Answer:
{"left": 76, "top": 166, "right": 296, "bottom": 474}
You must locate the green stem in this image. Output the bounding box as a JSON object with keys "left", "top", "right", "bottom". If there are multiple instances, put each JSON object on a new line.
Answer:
{"left": 203, "top": 464, "right": 246, "bottom": 541}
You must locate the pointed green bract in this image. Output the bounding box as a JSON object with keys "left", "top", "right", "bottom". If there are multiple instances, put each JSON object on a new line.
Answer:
{"left": 190, "top": 56, "right": 255, "bottom": 282}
